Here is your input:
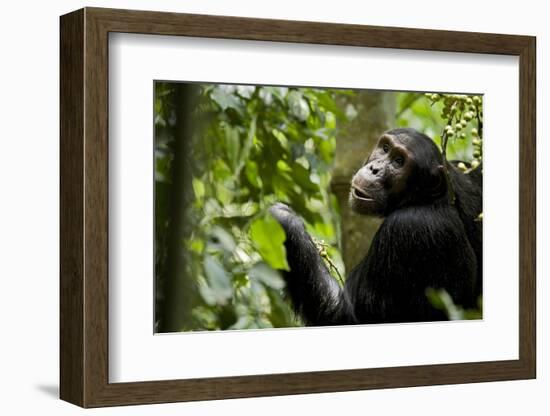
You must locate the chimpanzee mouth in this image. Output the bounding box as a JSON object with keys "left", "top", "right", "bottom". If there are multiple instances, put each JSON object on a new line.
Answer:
{"left": 351, "top": 186, "right": 374, "bottom": 201}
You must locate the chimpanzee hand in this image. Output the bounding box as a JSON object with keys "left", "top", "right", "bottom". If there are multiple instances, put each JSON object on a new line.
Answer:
{"left": 268, "top": 202, "right": 305, "bottom": 234}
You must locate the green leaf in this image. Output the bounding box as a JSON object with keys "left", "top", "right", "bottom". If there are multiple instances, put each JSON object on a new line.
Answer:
{"left": 249, "top": 215, "right": 290, "bottom": 271}
{"left": 276, "top": 160, "right": 292, "bottom": 173}
{"left": 425, "top": 287, "right": 445, "bottom": 310}
{"left": 236, "top": 85, "right": 255, "bottom": 99}
{"left": 189, "top": 238, "right": 204, "bottom": 254}
{"left": 220, "top": 202, "right": 258, "bottom": 218}
{"left": 292, "top": 162, "right": 318, "bottom": 191}
{"left": 425, "top": 288, "right": 465, "bottom": 320}
{"left": 210, "top": 87, "right": 243, "bottom": 113}
{"left": 203, "top": 254, "right": 233, "bottom": 304}
{"left": 245, "top": 160, "right": 262, "bottom": 188}
{"left": 248, "top": 262, "right": 285, "bottom": 290}
{"left": 318, "top": 138, "right": 335, "bottom": 163}
{"left": 229, "top": 315, "right": 254, "bottom": 330}
{"left": 272, "top": 129, "right": 289, "bottom": 150}
{"left": 212, "top": 158, "right": 232, "bottom": 181}
{"left": 267, "top": 288, "right": 299, "bottom": 328}
{"left": 287, "top": 90, "right": 310, "bottom": 121}
{"left": 224, "top": 124, "right": 241, "bottom": 170}
{"left": 192, "top": 178, "right": 205, "bottom": 199}
{"left": 236, "top": 117, "right": 257, "bottom": 175}
{"left": 324, "top": 111, "right": 336, "bottom": 129}
{"left": 215, "top": 182, "right": 234, "bottom": 206}
{"left": 210, "top": 226, "right": 236, "bottom": 252}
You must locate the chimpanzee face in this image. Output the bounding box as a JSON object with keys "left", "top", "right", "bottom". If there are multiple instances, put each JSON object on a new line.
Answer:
{"left": 350, "top": 129, "right": 445, "bottom": 216}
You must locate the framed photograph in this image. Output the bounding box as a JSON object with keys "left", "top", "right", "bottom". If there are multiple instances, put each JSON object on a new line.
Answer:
{"left": 60, "top": 7, "right": 536, "bottom": 408}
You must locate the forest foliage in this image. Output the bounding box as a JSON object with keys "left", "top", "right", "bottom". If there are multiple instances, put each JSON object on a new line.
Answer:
{"left": 154, "top": 83, "right": 483, "bottom": 332}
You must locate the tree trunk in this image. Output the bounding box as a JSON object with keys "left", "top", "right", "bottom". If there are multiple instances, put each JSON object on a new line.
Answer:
{"left": 331, "top": 91, "right": 395, "bottom": 273}
{"left": 159, "top": 84, "right": 199, "bottom": 332}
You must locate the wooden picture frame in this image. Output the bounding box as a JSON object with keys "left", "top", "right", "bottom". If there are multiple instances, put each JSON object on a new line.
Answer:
{"left": 60, "top": 7, "right": 536, "bottom": 408}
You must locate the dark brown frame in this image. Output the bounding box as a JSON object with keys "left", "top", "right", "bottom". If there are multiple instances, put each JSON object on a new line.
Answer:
{"left": 60, "top": 7, "right": 536, "bottom": 408}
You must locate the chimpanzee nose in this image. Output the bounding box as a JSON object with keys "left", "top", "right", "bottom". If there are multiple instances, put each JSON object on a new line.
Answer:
{"left": 369, "top": 164, "right": 379, "bottom": 175}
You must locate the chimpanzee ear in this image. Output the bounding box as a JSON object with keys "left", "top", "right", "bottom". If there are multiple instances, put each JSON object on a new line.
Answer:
{"left": 429, "top": 165, "right": 448, "bottom": 198}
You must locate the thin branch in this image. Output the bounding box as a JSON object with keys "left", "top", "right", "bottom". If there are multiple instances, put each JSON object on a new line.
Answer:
{"left": 313, "top": 237, "right": 345, "bottom": 287}
{"left": 440, "top": 112, "right": 456, "bottom": 205}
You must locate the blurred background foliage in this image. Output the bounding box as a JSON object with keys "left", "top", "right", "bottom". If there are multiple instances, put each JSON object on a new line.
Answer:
{"left": 154, "top": 83, "right": 482, "bottom": 332}
{"left": 396, "top": 92, "right": 481, "bottom": 163}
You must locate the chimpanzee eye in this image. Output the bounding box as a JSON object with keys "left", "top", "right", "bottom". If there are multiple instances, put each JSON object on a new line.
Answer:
{"left": 382, "top": 144, "right": 390, "bottom": 153}
{"left": 394, "top": 157, "right": 404, "bottom": 167}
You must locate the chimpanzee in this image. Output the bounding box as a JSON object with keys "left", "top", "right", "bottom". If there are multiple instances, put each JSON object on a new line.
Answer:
{"left": 269, "top": 128, "right": 482, "bottom": 325}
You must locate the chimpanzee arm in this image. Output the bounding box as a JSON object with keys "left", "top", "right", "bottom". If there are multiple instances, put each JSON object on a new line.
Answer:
{"left": 269, "top": 203, "right": 356, "bottom": 326}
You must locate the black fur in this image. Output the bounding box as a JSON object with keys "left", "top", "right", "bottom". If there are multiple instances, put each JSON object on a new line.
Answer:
{"left": 270, "top": 128, "right": 482, "bottom": 325}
